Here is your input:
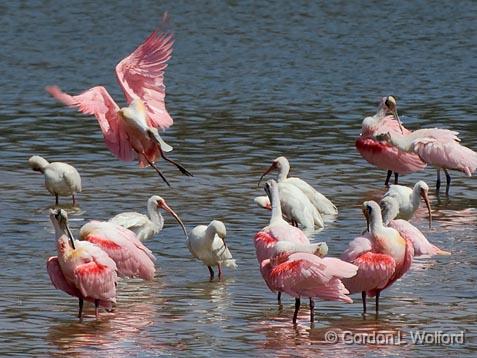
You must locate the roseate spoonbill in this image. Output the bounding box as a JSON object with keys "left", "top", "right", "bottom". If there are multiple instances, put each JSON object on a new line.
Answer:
{"left": 46, "top": 16, "right": 192, "bottom": 186}
{"left": 109, "top": 195, "right": 187, "bottom": 241}
{"left": 80, "top": 221, "right": 156, "bottom": 280}
{"left": 258, "top": 156, "right": 338, "bottom": 216}
{"left": 254, "top": 179, "right": 329, "bottom": 306}
{"left": 381, "top": 180, "right": 432, "bottom": 228}
{"left": 376, "top": 129, "right": 477, "bottom": 195}
{"left": 355, "top": 96, "right": 426, "bottom": 185}
{"left": 341, "top": 201, "right": 414, "bottom": 315}
{"left": 47, "top": 209, "right": 117, "bottom": 320}
{"left": 29, "top": 155, "right": 81, "bottom": 206}
{"left": 186, "top": 220, "right": 237, "bottom": 280}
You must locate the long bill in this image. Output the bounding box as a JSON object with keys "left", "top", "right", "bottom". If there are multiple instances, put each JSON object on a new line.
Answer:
{"left": 392, "top": 108, "right": 404, "bottom": 134}
{"left": 65, "top": 224, "right": 76, "bottom": 250}
{"left": 421, "top": 190, "right": 432, "bottom": 229}
{"left": 160, "top": 201, "right": 188, "bottom": 238}
{"left": 362, "top": 207, "right": 370, "bottom": 233}
{"left": 258, "top": 163, "right": 276, "bottom": 188}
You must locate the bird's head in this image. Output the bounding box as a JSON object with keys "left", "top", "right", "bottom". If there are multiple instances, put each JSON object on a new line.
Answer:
{"left": 416, "top": 181, "right": 432, "bottom": 229}
{"left": 149, "top": 195, "right": 188, "bottom": 238}
{"left": 28, "top": 155, "right": 49, "bottom": 173}
{"left": 258, "top": 156, "right": 289, "bottom": 187}
{"left": 49, "top": 208, "right": 76, "bottom": 249}
{"left": 263, "top": 179, "right": 278, "bottom": 205}
{"left": 210, "top": 220, "right": 227, "bottom": 241}
{"left": 380, "top": 95, "right": 403, "bottom": 133}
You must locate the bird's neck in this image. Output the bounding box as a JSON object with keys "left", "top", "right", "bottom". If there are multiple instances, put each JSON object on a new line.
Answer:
{"left": 411, "top": 186, "right": 422, "bottom": 211}
{"left": 147, "top": 202, "right": 164, "bottom": 232}
{"left": 205, "top": 225, "right": 218, "bottom": 241}
{"left": 269, "top": 185, "right": 284, "bottom": 225}
{"left": 369, "top": 209, "right": 386, "bottom": 236}
{"left": 277, "top": 164, "right": 290, "bottom": 182}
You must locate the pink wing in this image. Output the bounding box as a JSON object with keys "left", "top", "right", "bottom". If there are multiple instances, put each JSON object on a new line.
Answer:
{"left": 115, "top": 24, "right": 174, "bottom": 130}
{"left": 341, "top": 235, "right": 372, "bottom": 262}
{"left": 254, "top": 231, "right": 278, "bottom": 264}
{"left": 46, "top": 85, "right": 136, "bottom": 162}
{"left": 342, "top": 252, "right": 396, "bottom": 297}
{"left": 389, "top": 220, "right": 450, "bottom": 257}
{"left": 268, "top": 253, "right": 356, "bottom": 302}
{"left": 47, "top": 256, "right": 82, "bottom": 298}
{"left": 80, "top": 221, "right": 156, "bottom": 280}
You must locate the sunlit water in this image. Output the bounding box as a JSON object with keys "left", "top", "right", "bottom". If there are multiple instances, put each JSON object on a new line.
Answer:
{"left": 1, "top": 0, "right": 476, "bottom": 356}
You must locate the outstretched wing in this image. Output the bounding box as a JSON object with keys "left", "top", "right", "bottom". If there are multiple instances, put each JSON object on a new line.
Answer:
{"left": 115, "top": 18, "right": 174, "bottom": 130}
{"left": 47, "top": 85, "right": 136, "bottom": 162}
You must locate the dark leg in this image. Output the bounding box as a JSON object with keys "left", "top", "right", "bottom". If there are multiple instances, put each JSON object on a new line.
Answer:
{"left": 394, "top": 172, "right": 399, "bottom": 185}
{"left": 55, "top": 194, "right": 59, "bottom": 206}
{"left": 444, "top": 169, "right": 451, "bottom": 196}
{"left": 78, "top": 298, "right": 84, "bottom": 320}
{"left": 436, "top": 169, "right": 441, "bottom": 193}
{"left": 158, "top": 146, "right": 193, "bottom": 177}
{"left": 277, "top": 292, "right": 282, "bottom": 305}
{"left": 375, "top": 291, "right": 380, "bottom": 316}
{"left": 292, "top": 220, "right": 298, "bottom": 227}
{"left": 384, "top": 170, "right": 392, "bottom": 186}
{"left": 309, "top": 298, "right": 315, "bottom": 323}
{"left": 362, "top": 291, "right": 367, "bottom": 315}
{"left": 94, "top": 299, "right": 99, "bottom": 319}
{"left": 207, "top": 266, "right": 214, "bottom": 281}
{"left": 217, "top": 263, "right": 222, "bottom": 280}
{"left": 72, "top": 194, "right": 76, "bottom": 206}
{"left": 142, "top": 151, "right": 171, "bottom": 187}
{"left": 293, "top": 298, "right": 301, "bottom": 324}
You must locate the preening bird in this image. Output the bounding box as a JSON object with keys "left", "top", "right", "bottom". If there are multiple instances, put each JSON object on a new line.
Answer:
{"left": 46, "top": 14, "right": 192, "bottom": 186}
{"left": 29, "top": 155, "right": 81, "bottom": 206}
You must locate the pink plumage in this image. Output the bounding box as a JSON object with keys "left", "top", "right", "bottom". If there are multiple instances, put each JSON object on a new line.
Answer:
{"left": 80, "top": 221, "right": 156, "bottom": 281}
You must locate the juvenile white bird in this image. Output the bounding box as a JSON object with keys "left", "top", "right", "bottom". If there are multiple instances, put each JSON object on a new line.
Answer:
{"left": 29, "top": 155, "right": 82, "bottom": 206}
{"left": 109, "top": 195, "right": 187, "bottom": 241}
{"left": 380, "top": 180, "right": 432, "bottom": 228}
{"left": 186, "top": 220, "right": 237, "bottom": 280}
{"left": 258, "top": 156, "right": 338, "bottom": 216}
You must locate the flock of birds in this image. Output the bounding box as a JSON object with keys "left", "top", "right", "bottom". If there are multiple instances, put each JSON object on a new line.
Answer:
{"left": 33, "top": 16, "right": 477, "bottom": 324}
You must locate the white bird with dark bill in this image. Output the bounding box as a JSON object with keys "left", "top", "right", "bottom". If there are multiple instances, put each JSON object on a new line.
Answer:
{"left": 29, "top": 155, "right": 82, "bottom": 206}
{"left": 187, "top": 220, "right": 237, "bottom": 280}
{"left": 109, "top": 195, "right": 187, "bottom": 241}
{"left": 380, "top": 180, "right": 432, "bottom": 228}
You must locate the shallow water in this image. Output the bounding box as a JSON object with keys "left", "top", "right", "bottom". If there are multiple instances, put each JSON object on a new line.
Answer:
{"left": 1, "top": 0, "right": 476, "bottom": 356}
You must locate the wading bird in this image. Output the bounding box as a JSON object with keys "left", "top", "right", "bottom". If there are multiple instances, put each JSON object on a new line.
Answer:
{"left": 47, "top": 15, "right": 192, "bottom": 186}
{"left": 80, "top": 221, "right": 156, "bottom": 280}
{"left": 376, "top": 129, "right": 477, "bottom": 195}
{"left": 29, "top": 155, "right": 81, "bottom": 206}
{"left": 110, "top": 195, "right": 187, "bottom": 241}
{"left": 355, "top": 96, "right": 426, "bottom": 185}
{"left": 186, "top": 220, "right": 237, "bottom": 280}
{"left": 47, "top": 209, "right": 117, "bottom": 320}
{"left": 341, "top": 201, "right": 414, "bottom": 315}
{"left": 381, "top": 180, "right": 432, "bottom": 228}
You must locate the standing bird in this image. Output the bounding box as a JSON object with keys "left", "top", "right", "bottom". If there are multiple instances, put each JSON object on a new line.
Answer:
{"left": 355, "top": 96, "right": 426, "bottom": 185}
{"left": 376, "top": 129, "right": 477, "bottom": 195}
{"left": 80, "top": 221, "right": 156, "bottom": 280}
{"left": 46, "top": 209, "right": 117, "bottom": 320}
{"left": 381, "top": 180, "right": 432, "bottom": 229}
{"left": 110, "top": 195, "right": 187, "bottom": 241}
{"left": 255, "top": 180, "right": 355, "bottom": 323}
{"left": 46, "top": 16, "right": 192, "bottom": 186}
{"left": 29, "top": 155, "right": 81, "bottom": 206}
{"left": 258, "top": 156, "right": 338, "bottom": 216}
{"left": 341, "top": 201, "right": 414, "bottom": 315}
{"left": 186, "top": 220, "right": 237, "bottom": 280}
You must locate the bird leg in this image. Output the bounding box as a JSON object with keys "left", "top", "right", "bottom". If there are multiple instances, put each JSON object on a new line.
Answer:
{"left": 208, "top": 266, "right": 214, "bottom": 281}
{"left": 141, "top": 151, "right": 171, "bottom": 187}
{"left": 444, "top": 169, "right": 451, "bottom": 196}
{"left": 158, "top": 146, "right": 193, "bottom": 177}
{"left": 362, "top": 291, "right": 367, "bottom": 315}
{"left": 384, "top": 170, "right": 392, "bottom": 186}
{"left": 293, "top": 298, "right": 301, "bottom": 324}
{"left": 72, "top": 194, "right": 76, "bottom": 206}
{"left": 375, "top": 291, "right": 380, "bottom": 317}
{"left": 277, "top": 292, "right": 282, "bottom": 305}
{"left": 217, "top": 263, "right": 222, "bottom": 281}
{"left": 94, "top": 299, "right": 99, "bottom": 319}
{"left": 55, "top": 194, "right": 59, "bottom": 206}
{"left": 78, "top": 298, "right": 84, "bottom": 320}
{"left": 436, "top": 169, "right": 441, "bottom": 194}
{"left": 394, "top": 172, "right": 399, "bottom": 185}
{"left": 309, "top": 298, "right": 315, "bottom": 323}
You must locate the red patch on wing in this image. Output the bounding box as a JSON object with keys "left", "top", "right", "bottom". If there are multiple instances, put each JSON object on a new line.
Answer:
{"left": 76, "top": 261, "right": 107, "bottom": 275}
{"left": 254, "top": 231, "right": 277, "bottom": 246}
{"left": 357, "top": 252, "right": 394, "bottom": 266}
{"left": 356, "top": 137, "right": 390, "bottom": 154}
{"left": 271, "top": 260, "right": 302, "bottom": 276}
{"left": 85, "top": 235, "right": 121, "bottom": 251}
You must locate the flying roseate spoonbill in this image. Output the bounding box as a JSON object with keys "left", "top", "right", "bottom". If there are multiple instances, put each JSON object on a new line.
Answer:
{"left": 254, "top": 179, "right": 329, "bottom": 305}
{"left": 80, "top": 221, "right": 156, "bottom": 280}
{"left": 341, "top": 201, "right": 414, "bottom": 315}
{"left": 355, "top": 96, "right": 426, "bottom": 186}
{"left": 186, "top": 220, "right": 237, "bottom": 280}
{"left": 29, "top": 155, "right": 82, "bottom": 206}
{"left": 258, "top": 156, "right": 338, "bottom": 216}
{"left": 376, "top": 129, "right": 477, "bottom": 195}
{"left": 109, "top": 195, "right": 187, "bottom": 241}
{"left": 381, "top": 180, "right": 432, "bottom": 229}
{"left": 46, "top": 17, "right": 192, "bottom": 187}
{"left": 47, "top": 209, "right": 117, "bottom": 320}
